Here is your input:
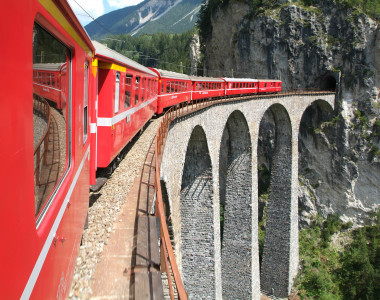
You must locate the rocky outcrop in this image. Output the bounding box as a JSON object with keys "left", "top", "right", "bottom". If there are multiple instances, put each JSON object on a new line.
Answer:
{"left": 189, "top": 33, "right": 201, "bottom": 75}
{"left": 204, "top": 0, "right": 379, "bottom": 226}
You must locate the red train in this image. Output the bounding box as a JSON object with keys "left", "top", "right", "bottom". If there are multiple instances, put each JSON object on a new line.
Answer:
{"left": 1, "top": 0, "right": 282, "bottom": 298}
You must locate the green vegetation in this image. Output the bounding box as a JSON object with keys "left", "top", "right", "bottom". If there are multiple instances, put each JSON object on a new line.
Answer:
{"left": 33, "top": 23, "right": 66, "bottom": 63}
{"left": 294, "top": 210, "right": 380, "bottom": 299}
{"left": 98, "top": 29, "right": 197, "bottom": 74}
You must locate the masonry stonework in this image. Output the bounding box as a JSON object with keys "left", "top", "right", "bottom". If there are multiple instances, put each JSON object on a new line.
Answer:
{"left": 220, "top": 111, "right": 253, "bottom": 299}
{"left": 160, "top": 94, "right": 335, "bottom": 299}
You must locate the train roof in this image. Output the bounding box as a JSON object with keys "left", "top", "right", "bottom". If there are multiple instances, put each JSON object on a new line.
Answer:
{"left": 33, "top": 63, "right": 66, "bottom": 71}
{"left": 257, "top": 79, "right": 282, "bottom": 82}
{"left": 222, "top": 78, "right": 259, "bottom": 82}
{"left": 189, "top": 76, "right": 224, "bottom": 83}
{"left": 150, "top": 68, "right": 191, "bottom": 80}
{"left": 92, "top": 41, "right": 156, "bottom": 77}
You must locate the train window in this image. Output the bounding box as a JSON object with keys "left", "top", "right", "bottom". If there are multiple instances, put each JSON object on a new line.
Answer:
{"left": 166, "top": 81, "right": 170, "bottom": 93}
{"left": 149, "top": 79, "right": 152, "bottom": 97}
{"left": 83, "top": 63, "right": 89, "bottom": 144}
{"left": 33, "top": 22, "right": 71, "bottom": 222}
{"left": 135, "top": 76, "right": 140, "bottom": 104}
{"left": 115, "top": 72, "right": 120, "bottom": 113}
{"left": 147, "top": 79, "right": 150, "bottom": 98}
{"left": 125, "top": 74, "right": 132, "bottom": 108}
{"left": 141, "top": 78, "right": 145, "bottom": 102}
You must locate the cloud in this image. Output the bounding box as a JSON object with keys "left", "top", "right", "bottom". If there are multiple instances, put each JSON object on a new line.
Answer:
{"left": 68, "top": 0, "right": 105, "bottom": 25}
{"left": 107, "top": 0, "right": 144, "bottom": 9}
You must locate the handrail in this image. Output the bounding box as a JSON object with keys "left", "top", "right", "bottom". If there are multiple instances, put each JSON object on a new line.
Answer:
{"left": 153, "top": 89, "right": 335, "bottom": 299}
{"left": 33, "top": 95, "right": 51, "bottom": 186}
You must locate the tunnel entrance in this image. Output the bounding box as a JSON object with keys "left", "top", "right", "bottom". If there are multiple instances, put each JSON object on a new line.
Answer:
{"left": 317, "top": 73, "right": 338, "bottom": 91}
{"left": 323, "top": 76, "right": 337, "bottom": 91}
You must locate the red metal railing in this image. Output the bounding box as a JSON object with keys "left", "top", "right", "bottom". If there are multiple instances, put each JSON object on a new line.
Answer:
{"left": 33, "top": 95, "right": 51, "bottom": 186}
{"left": 153, "top": 89, "right": 335, "bottom": 299}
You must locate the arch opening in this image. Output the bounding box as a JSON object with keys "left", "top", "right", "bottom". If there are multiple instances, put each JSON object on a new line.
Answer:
{"left": 298, "top": 100, "right": 334, "bottom": 227}
{"left": 258, "top": 104, "right": 293, "bottom": 298}
{"left": 180, "top": 125, "right": 215, "bottom": 298}
{"left": 219, "top": 110, "right": 252, "bottom": 299}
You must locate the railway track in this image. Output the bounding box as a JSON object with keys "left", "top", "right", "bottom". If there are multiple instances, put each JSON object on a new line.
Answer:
{"left": 69, "top": 117, "right": 162, "bottom": 299}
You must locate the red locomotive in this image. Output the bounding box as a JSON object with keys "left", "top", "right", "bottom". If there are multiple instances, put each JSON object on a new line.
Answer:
{"left": 2, "top": 1, "right": 282, "bottom": 298}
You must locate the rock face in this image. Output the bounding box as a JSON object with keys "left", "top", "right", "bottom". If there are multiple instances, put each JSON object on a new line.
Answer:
{"left": 189, "top": 33, "right": 201, "bottom": 75}
{"left": 204, "top": 0, "right": 379, "bottom": 226}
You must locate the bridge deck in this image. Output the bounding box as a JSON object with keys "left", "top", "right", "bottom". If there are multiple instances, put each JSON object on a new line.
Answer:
{"left": 90, "top": 140, "right": 163, "bottom": 299}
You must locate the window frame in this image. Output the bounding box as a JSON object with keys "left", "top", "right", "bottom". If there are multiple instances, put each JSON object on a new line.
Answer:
{"left": 34, "top": 21, "right": 73, "bottom": 227}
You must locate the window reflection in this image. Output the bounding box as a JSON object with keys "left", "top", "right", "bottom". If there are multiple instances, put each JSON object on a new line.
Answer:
{"left": 33, "top": 23, "right": 70, "bottom": 219}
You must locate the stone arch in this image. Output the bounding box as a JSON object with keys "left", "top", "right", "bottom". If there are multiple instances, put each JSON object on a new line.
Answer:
{"left": 259, "top": 103, "right": 294, "bottom": 297}
{"left": 298, "top": 100, "right": 334, "bottom": 226}
{"left": 180, "top": 125, "right": 215, "bottom": 298}
{"left": 219, "top": 110, "right": 252, "bottom": 299}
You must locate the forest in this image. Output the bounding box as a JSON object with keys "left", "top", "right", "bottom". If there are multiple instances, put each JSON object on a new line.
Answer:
{"left": 97, "top": 29, "right": 200, "bottom": 75}
{"left": 293, "top": 210, "right": 380, "bottom": 299}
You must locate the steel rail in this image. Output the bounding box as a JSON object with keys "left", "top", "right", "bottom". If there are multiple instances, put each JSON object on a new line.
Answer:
{"left": 33, "top": 95, "right": 51, "bottom": 186}
{"left": 153, "top": 89, "right": 335, "bottom": 299}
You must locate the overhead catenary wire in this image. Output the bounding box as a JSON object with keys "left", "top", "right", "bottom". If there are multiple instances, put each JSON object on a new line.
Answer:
{"left": 71, "top": 0, "right": 116, "bottom": 36}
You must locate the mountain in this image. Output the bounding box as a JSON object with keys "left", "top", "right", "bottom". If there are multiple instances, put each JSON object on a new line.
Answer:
{"left": 85, "top": 0, "right": 204, "bottom": 39}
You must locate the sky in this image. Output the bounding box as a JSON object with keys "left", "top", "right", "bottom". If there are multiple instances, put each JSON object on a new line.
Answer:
{"left": 68, "top": 0, "right": 145, "bottom": 26}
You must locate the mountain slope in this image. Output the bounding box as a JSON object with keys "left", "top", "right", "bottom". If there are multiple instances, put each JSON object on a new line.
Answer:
{"left": 85, "top": 0, "right": 203, "bottom": 39}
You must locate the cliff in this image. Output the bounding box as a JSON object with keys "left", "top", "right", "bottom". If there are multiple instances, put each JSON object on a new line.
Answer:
{"left": 203, "top": 0, "right": 379, "bottom": 226}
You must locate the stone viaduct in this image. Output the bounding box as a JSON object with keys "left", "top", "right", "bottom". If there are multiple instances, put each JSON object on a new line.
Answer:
{"left": 159, "top": 93, "right": 335, "bottom": 299}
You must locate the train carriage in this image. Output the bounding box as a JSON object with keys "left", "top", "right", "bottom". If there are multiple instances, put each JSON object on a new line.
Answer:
{"left": 223, "top": 78, "right": 259, "bottom": 97}
{"left": 33, "top": 63, "right": 67, "bottom": 109}
{"left": 190, "top": 76, "right": 225, "bottom": 100}
{"left": 92, "top": 41, "right": 158, "bottom": 181}
{"left": 258, "top": 79, "right": 282, "bottom": 93}
{"left": 150, "top": 68, "right": 192, "bottom": 114}
{"left": 0, "top": 0, "right": 95, "bottom": 299}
